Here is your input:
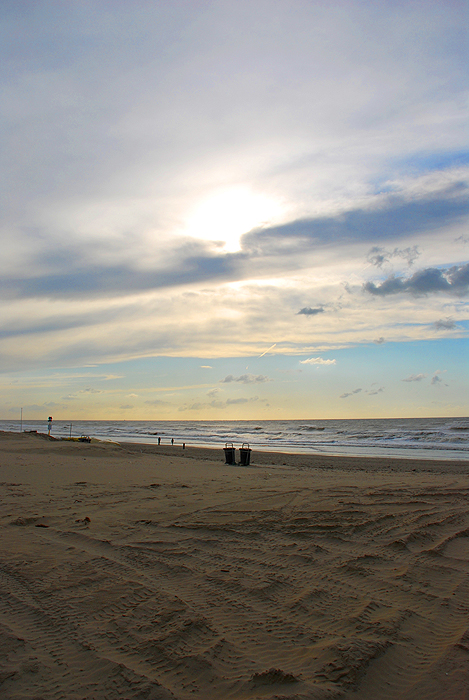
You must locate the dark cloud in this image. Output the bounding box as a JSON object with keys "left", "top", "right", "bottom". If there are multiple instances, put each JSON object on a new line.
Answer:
{"left": 297, "top": 307, "right": 324, "bottom": 316}
{"left": 433, "top": 318, "right": 457, "bottom": 330}
{"left": 144, "top": 399, "right": 170, "bottom": 406}
{"left": 220, "top": 374, "right": 271, "bottom": 384}
{"left": 0, "top": 249, "right": 242, "bottom": 301}
{"left": 373, "top": 337, "right": 386, "bottom": 344}
{"left": 364, "top": 263, "right": 469, "bottom": 297}
{"left": 243, "top": 186, "right": 469, "bottom": 254}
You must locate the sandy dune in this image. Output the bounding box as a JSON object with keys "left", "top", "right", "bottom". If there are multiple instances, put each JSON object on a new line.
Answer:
{"left": 1, "top": 431, "right": 469, "bottom": 699}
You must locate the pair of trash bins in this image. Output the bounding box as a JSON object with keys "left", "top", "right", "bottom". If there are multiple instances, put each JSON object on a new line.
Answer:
{"left": 223, "top": 442, "right": 251, "bottom": 466}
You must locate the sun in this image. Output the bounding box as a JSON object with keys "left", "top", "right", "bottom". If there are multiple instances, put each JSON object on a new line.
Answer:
{"left": 184, "top": 187, "right": 283, "bottom": 252}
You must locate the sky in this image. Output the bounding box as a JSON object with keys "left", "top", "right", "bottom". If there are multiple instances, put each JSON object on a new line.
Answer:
{"left": 1, "top": 0, "right": 468, "bottom": 421}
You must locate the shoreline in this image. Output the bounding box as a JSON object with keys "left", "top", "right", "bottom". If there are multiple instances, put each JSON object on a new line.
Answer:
{"left": 120, "top": 440, "right": 469, "bottom": 474}
{"left": 2, "top": 430, "right": 469, "bottom": 474}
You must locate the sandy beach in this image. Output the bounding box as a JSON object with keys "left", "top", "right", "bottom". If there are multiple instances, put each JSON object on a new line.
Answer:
{"left": 1, "top": 431, "right": 469, "bottom": 700}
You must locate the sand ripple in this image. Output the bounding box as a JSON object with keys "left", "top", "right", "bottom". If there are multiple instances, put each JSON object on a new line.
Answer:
{"left": 1, "top": 434, "right": 469, "bottom": 698}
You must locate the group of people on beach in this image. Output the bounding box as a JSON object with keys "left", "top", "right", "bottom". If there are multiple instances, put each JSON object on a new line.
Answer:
{"left": 157, "top": 436, "right": 185, "bottom": 449}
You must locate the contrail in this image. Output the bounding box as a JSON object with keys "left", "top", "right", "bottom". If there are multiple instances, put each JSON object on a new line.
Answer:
{"left": 258, "top": 343, "right": 276, "bottom": 358}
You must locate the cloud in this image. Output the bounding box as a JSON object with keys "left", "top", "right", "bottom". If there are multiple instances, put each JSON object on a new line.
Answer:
{"left": 340, "top": 388, "right": 362, "bottom": 398}
{"left": 178, "top": 396, "right": 263, "bottom": 411}
{"left": 431, "top": 370, "right": 448, "bottom": 386}
{"left": 366, "top": 245, "right": 420, "bottom": 268}
{"left": 300, "top": 357, "right": 336, "bottom": 365}
{"left": 243, "top": 186, "right": 469, "bottom": 257}
{"left": 200, "top": 365, "right": 213, "bottom": 369}
{"left": 373, "top": 337, "right": 386, "bottom": 344}
{"left": 0, "top": 1, "right": 467, "bottom": 413}
{"left": 220, "top": 374, "right": 271, "bottom": 384}
{"left": 402, "top": 373, "right": 427, "bottom": 382}
{"left": 364, "top": 263, "right": 469, "bottom": 297}
{"left": 297, "top": 307, "right": 324, "bottom": 316}
{"left": 2, "top": 182, "right": 467, "bottom": 303}
{"left": 119, "top": 404, "right": 133, "bottom": 410}
{"left": 144, "top": 399, "right": 170, "bottom": 406}
{"left": 0, "top": 245, "right": 241, "bottom": 301}
{"left": 367, "top": 386, "right": 385, "bottom": 395}
{"left": 433, "top": 318, "right": 457, "bottom": 330}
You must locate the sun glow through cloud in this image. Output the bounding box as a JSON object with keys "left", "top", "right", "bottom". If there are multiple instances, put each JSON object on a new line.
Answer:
{"left": 183, "top": 188, "right": 284, "bottom": 252}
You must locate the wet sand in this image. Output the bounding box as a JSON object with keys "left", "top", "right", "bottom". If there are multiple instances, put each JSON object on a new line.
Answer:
{"left": 1, "top": 430, "right": 469, "bottom": 699}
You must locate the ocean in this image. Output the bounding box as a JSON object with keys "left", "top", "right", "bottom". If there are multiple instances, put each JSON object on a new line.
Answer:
{"left": 1, "top": 417, "right": 468, "bottom": 461}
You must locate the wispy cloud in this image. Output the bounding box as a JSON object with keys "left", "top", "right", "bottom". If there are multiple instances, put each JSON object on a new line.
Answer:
{"left": 300, "top": 358, "right": 336, "bottom": 365}
{"left": 402, "top": 373, "right": 427, "bottom": 382}
{"left": 179, "top": 396, "right": 265, "bottom": 412}
{"left": 431, "top": 370, "right": 448, "bottom": 386}
{"left": 340, "top": 388, "right": 362, "bottom": 399}
{"left": 367, "top": 386, "right": 385, "bottom": 395}
{"left": 220, "top": 374, "right": 272, "bottom": 384}
{"left": 367, "top": 245, "right": 420, "bottom": 268}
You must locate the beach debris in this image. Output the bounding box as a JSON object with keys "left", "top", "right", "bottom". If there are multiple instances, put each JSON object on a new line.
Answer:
{"left": 250, "top": 668, "right": 299, "bottom": 685}
{"left": 75, "top": 516, "right": 91, "bottom": 523}
{"left": 35, "top": 523, "right": 49, "bottom": 528}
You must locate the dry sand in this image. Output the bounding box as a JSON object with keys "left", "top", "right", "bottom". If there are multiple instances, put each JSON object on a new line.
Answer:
{"left": 1, "top": 431, "right": 469, "bottom": 700}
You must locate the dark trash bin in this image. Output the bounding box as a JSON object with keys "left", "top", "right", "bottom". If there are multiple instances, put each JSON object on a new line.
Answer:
{"left": 223, "top": 442, "right": 236, "bottom": 464}
{"left": 239, "top": 443, "right": 251, "bottom": 466}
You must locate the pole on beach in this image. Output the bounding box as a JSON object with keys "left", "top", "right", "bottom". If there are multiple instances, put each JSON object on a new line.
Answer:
{"left": 20, "top": 408, "right": 23, "bottom": 433}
